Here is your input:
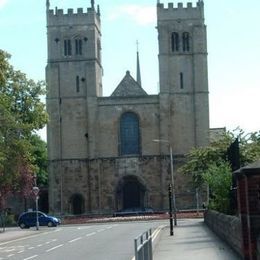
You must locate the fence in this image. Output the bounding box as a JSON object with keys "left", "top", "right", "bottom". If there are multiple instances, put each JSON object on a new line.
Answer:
{"left": 134, "top": 229, "right": 153, "bottom": 260}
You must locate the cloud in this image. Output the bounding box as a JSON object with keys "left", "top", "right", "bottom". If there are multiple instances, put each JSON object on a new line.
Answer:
{"left": 0, "top": 0, "right": 8, "bottom": 9}
{"left": 108, "top": 4, "right": 156, "bottom": 26}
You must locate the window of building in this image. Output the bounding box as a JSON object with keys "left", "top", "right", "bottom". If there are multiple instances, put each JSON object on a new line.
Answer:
{"left": 76, "top": 76, "right": 80, "bottom": 92}
{"left": 75, "top": 39, "right": 82, "bottom": 55}
{"left": 120, "top": 112, "right": 140, "bottom": 155}
{"left": 171, "top": 32, "right": 179, "bottom": 52}
{"left": 97, "top": 39, "right": 101, "bottom": 61}
{"left": 180, "top": 72, "right": 184, "bottom": 89}
{"left": 64, "top": 39, "right": 72, "bottom": 56}
{"left": 182, "top": 32, "right": 190, "bottom": 52}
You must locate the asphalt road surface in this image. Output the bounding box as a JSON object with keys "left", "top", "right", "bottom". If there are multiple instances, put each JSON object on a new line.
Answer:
{"left": 0, "top": 221, "right": 165, "bottom": 260}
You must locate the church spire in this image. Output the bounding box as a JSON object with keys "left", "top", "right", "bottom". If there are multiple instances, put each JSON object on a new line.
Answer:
{"left": 136, "top": 41, "right": 142, "bottom": 87}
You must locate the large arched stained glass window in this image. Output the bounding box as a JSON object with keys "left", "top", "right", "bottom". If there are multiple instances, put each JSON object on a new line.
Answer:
{"left": 120, "top": 112, "right": 140, "bottom": 155}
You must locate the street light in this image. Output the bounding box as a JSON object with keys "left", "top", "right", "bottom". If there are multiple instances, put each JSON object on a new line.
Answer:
{"left": 153, "top": 139, "right": 177, "bottom": 226}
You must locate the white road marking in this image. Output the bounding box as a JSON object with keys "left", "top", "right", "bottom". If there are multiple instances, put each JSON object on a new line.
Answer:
{"left": 28, "top": 247, "right": 35, "bottom": 250}
{"left": 77, "top": 226, "right": 91, "bottom": 230}
{"left": 23, "top": 255, "right": 38, "bottom": 260}
{"left": 97, "top": 229, "right": 105, "bottom": 233}
{"left": 68, "top": 237, "right": 82, "bottom": 243}
{"left": 46, "top": 244, "right": 64, "bottom": 252}
{"left": 6, "top": 248, "right": 15, "bottom": 252}
{"left": 85, "top": 232, "right": 96, "bottom": 237}
{"left": 0, "top": 230, "right": 59, "bottom": 246}
{"left": 37, "top": 244, "right": 43, "bottom": 247}
{"left": 7, "top": 254, "right": 15, "bottom": 258}
{"left": 17, "top": 250, "right": 25, "bottom": 253}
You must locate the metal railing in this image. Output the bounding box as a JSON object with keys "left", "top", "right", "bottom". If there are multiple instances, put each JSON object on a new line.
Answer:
{"left": 134, "top": 229, "right": 153, "bottom": 260}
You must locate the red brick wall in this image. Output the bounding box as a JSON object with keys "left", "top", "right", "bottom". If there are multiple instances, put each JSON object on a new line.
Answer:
{"left": 236, "top": 168, "right": 260, "bottom": 260}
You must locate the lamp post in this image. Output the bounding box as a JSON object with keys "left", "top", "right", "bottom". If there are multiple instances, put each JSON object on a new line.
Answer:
{"left": 153, "top": 139, "right": 177, "bottom": 226}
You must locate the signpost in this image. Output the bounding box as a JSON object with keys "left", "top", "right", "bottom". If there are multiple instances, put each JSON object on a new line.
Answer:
{"left": 168, "top": 184, "right": 174, "bottom": 236}
{"left": 32, "top": 186, "right": 40, "bottom": 230}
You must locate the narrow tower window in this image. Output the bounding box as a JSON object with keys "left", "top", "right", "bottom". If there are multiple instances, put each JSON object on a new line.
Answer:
{"left": 171, "top": 32, "right": 179, "bottom": 52}
{"left": 76, "top": 76, "right": 80, "bottom": 92}
{"left": 64, "top": 39, "right": 72, "bottom": 56}
{"left": 75, "top": 39, "right": 82, "bottom": 55}
{"left": 182, "top": 32, "right": 190, "bottom": 52}
{"left": 180, "top": 72, "right": 184, "bottom": 89}
{"left": 97, "top": 39, "right": 101, "bottom": 61}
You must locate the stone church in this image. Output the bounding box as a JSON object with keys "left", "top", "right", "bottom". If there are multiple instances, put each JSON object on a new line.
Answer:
{"left": 46, "top": 0, "right": 209, "bottom": 215}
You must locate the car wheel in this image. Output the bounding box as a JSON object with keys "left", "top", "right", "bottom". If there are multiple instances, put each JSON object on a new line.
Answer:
{"left": 47, "top": 221, "right": 54, "bottom": 227}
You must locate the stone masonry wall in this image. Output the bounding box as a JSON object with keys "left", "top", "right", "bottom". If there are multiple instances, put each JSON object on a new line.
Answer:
{"left": 204, "top": 210, "right": 242, "bottom": 258}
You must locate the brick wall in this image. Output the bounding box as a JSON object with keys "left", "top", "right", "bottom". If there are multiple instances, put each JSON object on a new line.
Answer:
{"left": 235, "top": 161, "right": 260, "bottom": 260}
{"left": 204, "top": 210, "right": 242, "bottom": 257}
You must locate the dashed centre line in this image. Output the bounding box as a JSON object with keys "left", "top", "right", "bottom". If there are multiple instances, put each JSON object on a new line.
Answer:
{"left": 23, "top": 255, "right": 38, "bottom": 260}
{"left": 46, "top": 244, "right": 64, "bottom": 252}
{"left": 86, "top": 232, "right": 96, "bottom": 237}
{"left": 68, "top": 237, "right": 82, "bottom": 243}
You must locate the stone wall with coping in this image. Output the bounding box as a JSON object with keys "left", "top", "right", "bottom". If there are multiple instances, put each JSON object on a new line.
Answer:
{"left": 204, "top": 210, "right": 242, "bottom": 258}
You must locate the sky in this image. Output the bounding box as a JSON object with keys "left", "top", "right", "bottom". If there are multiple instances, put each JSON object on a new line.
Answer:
{"left": 0, "top": 0, "right": 259, "bottom": 140}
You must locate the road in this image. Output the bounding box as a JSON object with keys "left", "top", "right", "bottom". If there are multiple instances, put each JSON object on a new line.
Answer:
{"left": 0, "top": 221, "right": 165, "bottom": 260}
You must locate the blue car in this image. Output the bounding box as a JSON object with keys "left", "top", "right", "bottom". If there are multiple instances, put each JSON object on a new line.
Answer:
{"left": 18, "top": 211, "right": 61, "bottom": 229}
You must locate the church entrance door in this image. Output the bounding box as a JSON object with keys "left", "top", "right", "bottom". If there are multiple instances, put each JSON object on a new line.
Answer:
{"left": 70, "top": 194, "right": 85, "bottom": 215}
{"left": 120, "top": 176, "right": 145, "bottom": 210}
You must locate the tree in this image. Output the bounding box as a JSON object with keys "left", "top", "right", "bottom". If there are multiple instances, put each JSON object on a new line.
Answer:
{"left": 30, "top": 134, "right": 48, "bottom": 187}
{"left": 0, "top": 50, "right": 48, "bottom": 210}
{"left": 180, "top": 129, "right": 260, "bottom": 213}
{"left": 203, "top": 162, "right": 232, "bottom": 213}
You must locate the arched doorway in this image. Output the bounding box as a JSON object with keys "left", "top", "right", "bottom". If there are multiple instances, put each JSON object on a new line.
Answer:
{"left": 70, "top": 194, "right": 85, "bottom": 215}
{"left": 117, "top": 176, "right": 146, "bottom": 210}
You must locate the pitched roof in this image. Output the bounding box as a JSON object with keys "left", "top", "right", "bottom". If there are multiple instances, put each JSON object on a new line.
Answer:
{"left": 111, "top": 71, "right": 148, "bottom": 97}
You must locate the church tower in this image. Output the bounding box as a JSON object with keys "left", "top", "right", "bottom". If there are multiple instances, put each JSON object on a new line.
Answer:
{"left": 157, "top": 1, "right": 209, "bottom": 153}
{"left": 46, "top": 0, "right": 102, "bottom": 213}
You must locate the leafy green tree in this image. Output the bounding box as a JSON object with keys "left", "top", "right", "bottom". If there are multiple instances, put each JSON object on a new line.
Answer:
{"left": 0, "top": 50, "right": 48, "bottom": 210}
{"left": 30, "top": 134, "right": 48, "bottom": 187}
{"left": 180, "top": 132, "right": 232, "bottom": 188}
{"left": 203, "top": 162, "right": 232, "bottom": 213}
{"left": 180, "top": 129, "right": 260, "bottom": 213}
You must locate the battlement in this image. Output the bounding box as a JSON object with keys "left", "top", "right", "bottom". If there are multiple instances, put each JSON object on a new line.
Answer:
{"left": 157, "top": 1, "right": 204, "bottom": 21}
{"left": 47, "top": 6, "right": 100, "bottom": 27}
{"left": 48, "top": 6, "right": 97, "bottom": 16}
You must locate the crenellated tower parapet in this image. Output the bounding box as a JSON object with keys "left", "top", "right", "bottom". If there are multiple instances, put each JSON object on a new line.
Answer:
{"left": 157, "top": 1, "right": 204, "bottom": 21}
{"left": 47, "top": 7, "right": 101, "bottom": 28}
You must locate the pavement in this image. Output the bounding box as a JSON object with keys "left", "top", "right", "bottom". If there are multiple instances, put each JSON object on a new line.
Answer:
{"left": 153, "top": 218, "right": 241, "bottom": 260}
{"left": 0, "top": 219, "right": 241, "bottom": 259}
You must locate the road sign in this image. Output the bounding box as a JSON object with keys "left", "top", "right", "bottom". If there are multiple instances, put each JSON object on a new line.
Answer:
{"left": 32, "top": 186, "right": 40, "bottom": 196}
